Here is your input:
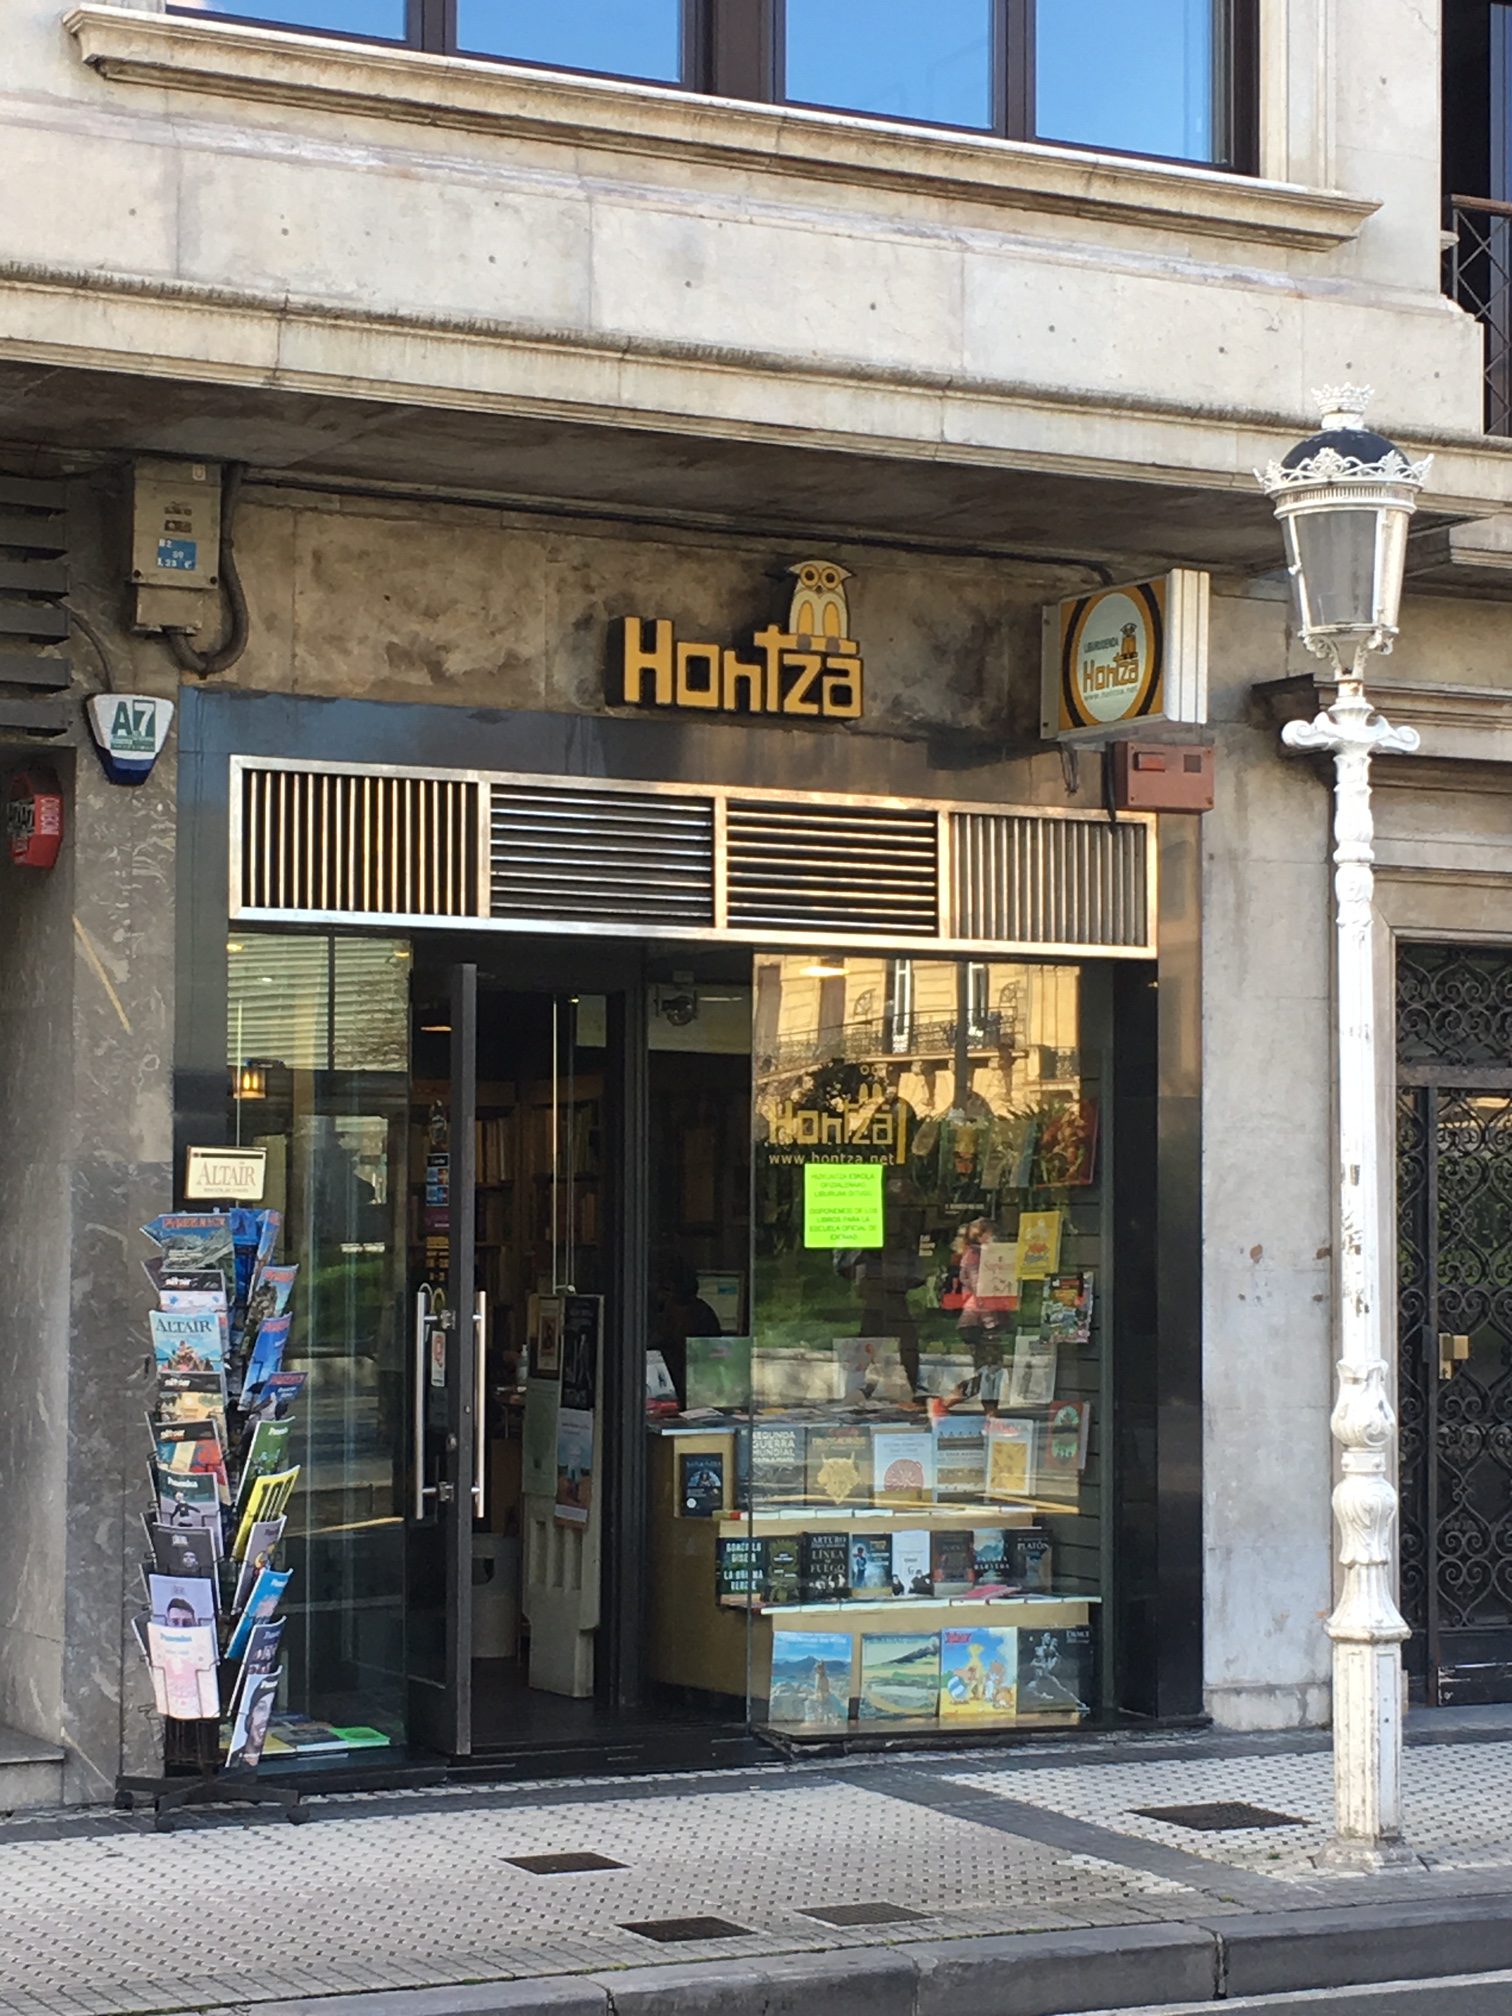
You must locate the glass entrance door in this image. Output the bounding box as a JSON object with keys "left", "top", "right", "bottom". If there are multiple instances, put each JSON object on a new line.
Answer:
{"left": 406, "top": 963, "right": 481, "bottom": 1756}
{"left": 406, "top": 964, "right": 617, "bottom": 1758}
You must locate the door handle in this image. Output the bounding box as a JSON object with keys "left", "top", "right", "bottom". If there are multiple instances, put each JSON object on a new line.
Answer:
{"left": 414, "top": 1286, "right": 438, "bottom": 1519}
{"left": 473, "top": 1290, "right": 488, "bottom": 1521}
{"left": 1438, "top": 1331, "right": 1471, "bottom": 1381}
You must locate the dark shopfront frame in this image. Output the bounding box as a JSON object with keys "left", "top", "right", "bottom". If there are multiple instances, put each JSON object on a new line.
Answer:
{"left": 173, "top": 686, "right": 1205, "bottom": 1771}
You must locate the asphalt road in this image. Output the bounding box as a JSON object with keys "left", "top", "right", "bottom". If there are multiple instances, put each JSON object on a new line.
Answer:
{"left": 1106, "top": 1973, "right": 1512, "bottom": 2015}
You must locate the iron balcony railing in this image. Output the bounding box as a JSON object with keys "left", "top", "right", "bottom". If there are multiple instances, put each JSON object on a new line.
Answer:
{"left": 762, "top": 1012, "right": 1014, "bottom": 1072}
{"left": 1446, "top": 195, "right": 1512, "bottom": 436}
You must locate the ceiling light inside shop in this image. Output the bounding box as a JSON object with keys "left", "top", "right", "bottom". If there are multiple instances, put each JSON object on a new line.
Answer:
{"left": 420, "top": 1022, "right": 452, "bottom": 1033}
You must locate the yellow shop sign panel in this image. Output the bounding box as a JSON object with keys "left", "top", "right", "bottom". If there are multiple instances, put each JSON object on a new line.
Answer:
{"left": 612, "top": 560, "right": 864, "bottom": 721}
{"left": 1041, "top": 569, "right": 1208, "bottom": 741}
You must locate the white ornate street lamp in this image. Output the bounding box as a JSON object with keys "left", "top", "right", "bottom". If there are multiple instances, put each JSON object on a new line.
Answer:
{"left": 1259, "top": 388, "right": 1432, "bottom": 1867}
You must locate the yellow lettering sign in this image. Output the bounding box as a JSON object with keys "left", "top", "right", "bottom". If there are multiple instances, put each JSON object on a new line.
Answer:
{"left": 612, "top": 563, "right": 865, "bottom": 722}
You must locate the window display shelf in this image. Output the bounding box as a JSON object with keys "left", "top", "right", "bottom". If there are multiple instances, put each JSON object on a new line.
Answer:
{"left": 720, "top": 1592, "right": 1100, "bottom": 1616}
{"left": 717, "top": 1505, "right": 1037, "bottom": 1534}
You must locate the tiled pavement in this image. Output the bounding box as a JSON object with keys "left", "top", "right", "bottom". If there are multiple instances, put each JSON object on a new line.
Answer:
{"left": 6, "top": 1726, "right": 1512, "bottom": 2016}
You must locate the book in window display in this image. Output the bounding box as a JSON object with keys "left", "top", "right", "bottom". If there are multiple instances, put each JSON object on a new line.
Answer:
{"left": 768, "top": 1630, "right": 852, "bottom": 1729}
{"left": 806, "top": 1423, "right": 870, "bottom": 1509}
{"left": 678, "top": 1449, "right": 725, "bottom": 1517}
{"left": 1017, "top": 1625, "right": 1093, "bottom": 1716}
{"left": 1037, "top": 1401, "right": 1088, "bottom": 1502}
{"left": 1016, "top": 1209, "right": 1064, "bottom": 1279}
{"left": 1007, "top": 1337, "right": 1057, "bottom": 1409}
{"left": 1041, "top": 1271, "right": 1094, "bottom": 1345}
{"left": 767, "top": 1533, "right": 801, "bottom": 1605}
{"left": 985, "top": 1416, "right": 1037, "bottom": 1501}
{"left": 800, "top": 1531, "right": 851, "bottom": 1603}
{"left": 848, "top": 1534, "right": 892, "bottom": 1598}
{"left": 717, "top": 1536, "right": 766, "bottom": 1601}
{"left": 871, "top": 1426, "right": 935, "bottom": 1506}
{"left": 932, "top": 1412, "right": 986, "bottom": 1500}
{"left": 929, "top": 1527, "right": 974, "bottom": 1597}
{"left": 1007, "top": 1531, "right": 1054, "bottom": 1594}
{"left": 859, "top": 1632, "right": 940, "bottom": 1722}
{"left": 939, "top": 1626, "right": 1018, "bottom": 1720}
{"left": 1034, "top": 1100, "right": 1098, "bottom": 1188}
{"left": 749, "top": 1422, "right": 807, "bottom": 1505}
{"left": 889, "top": 1528, "right": 933, "bottom": 1598}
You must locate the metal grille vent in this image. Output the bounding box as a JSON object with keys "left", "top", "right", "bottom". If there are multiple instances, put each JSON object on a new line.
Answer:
{"left": 490, "top": 784, "right": 715, "bottom": 927}
{"left": 952, "top": 812, "right": 1150, "bottom": 951}
{"left": 0, "top": 473, "right": 70, "bottom": 737}
{"left": 239, "top": 766, "right": 480, "bottom": 917}
{"left": 726, "top": 800, "right": 940, "bottom": 937}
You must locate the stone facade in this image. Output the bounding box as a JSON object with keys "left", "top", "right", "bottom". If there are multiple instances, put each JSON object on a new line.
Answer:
{"left": 1, "top": 0, "right": 1509, "bottom": 1793}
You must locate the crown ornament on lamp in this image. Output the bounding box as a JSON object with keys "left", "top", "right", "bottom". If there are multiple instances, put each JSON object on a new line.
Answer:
{"left": 1257, "top": 386, "right": 1433, "bottom": 674}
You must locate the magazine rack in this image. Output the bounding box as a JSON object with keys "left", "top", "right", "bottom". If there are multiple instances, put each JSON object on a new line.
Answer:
{"left": 115, "top": 1206, "right": 309, "bottom": 1831}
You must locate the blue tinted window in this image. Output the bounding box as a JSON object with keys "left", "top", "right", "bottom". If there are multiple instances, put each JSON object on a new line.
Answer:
{"left": 189, "top": 0, "right": 407, "bottom": 34}
{"left": 784, "top": 0, "right": 994, "bottom": 131}
{"left": 455, "top": 1, "right": 682, "bottom": 82}
{"left": 1035, "top": 0, "right": 1218, "bottom": 163}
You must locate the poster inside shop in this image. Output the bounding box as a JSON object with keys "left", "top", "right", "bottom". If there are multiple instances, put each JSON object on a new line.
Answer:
{"left": 554, "top": 1294, "right": 602, "bottom": 1528}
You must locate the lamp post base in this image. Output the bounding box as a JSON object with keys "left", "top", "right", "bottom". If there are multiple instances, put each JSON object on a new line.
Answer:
{"left": 1312, "top": 1835, "right": 1426, "bottom": 1874}
{"left": 1326, "top": 1633, "right": 1412, "bottom": 1856}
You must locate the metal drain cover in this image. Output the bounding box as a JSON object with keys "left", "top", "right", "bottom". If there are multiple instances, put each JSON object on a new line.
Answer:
{"left": 800, "top": 1902, "right": 926, "bottom": 1927}
{"left": 1134, "top": 1801, "right": 1308, "bottom": 1832}
{"left": 622, "top": 1916, "right": 754, "bottom": 1943}
{"left": 506, "top": 1852, "right": 627, "bottom": 1874}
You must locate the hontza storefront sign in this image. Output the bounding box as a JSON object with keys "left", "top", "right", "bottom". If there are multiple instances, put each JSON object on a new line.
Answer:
{"left": 1041, "top": 569, "right": 1209, "bottom": 740}
{"left": 612, "top": 559, "right": 863, "bottom": 720}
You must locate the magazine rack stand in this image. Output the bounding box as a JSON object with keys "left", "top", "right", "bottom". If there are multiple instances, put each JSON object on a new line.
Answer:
{"left": 115, "top": 1720, "right": 307, "bottom": 1831}
{"left": 115, "top": 1205, "right": 309, "bottom": 1832}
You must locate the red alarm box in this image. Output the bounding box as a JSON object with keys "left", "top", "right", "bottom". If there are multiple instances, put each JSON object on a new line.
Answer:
{"left": 1110, "top": 740, "right": 1214, "bottom": 813}
{"left": 8, "top": 767, "right": 65, "bottom": 868}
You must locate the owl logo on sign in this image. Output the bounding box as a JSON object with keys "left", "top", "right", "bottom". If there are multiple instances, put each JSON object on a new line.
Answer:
{"left": 787, "top": 559, "right": 852, "bottom": 640}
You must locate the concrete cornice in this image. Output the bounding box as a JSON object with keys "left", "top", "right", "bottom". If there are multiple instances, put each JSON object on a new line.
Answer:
{"left": 65, "top": 5, "right": 1380, "bottom": 252}
{"left": 1254, "top": 674, "right": 1512, "bottom": 770}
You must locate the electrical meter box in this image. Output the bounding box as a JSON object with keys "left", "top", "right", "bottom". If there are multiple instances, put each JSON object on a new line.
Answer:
{"left": 130, "top": 460, "right": 220, "bottom": 630}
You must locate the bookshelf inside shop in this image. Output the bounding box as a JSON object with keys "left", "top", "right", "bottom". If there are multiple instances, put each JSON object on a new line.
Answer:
{"left": 409, "top": 1080, "right": 602, "bottom": 1333}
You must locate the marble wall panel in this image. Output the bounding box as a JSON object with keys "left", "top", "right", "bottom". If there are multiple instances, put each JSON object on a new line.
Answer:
{"left": 0, "top": 763, "right": 75, "bottom": 1749}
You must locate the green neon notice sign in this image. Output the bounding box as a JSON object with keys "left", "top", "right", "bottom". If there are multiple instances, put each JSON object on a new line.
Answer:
{"left": 802, "top": 1161, "right": 884, "bottom": 1248}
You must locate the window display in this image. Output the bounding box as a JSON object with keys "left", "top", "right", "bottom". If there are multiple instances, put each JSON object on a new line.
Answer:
{"left": 644, "top": 951, "right": 1110, "bottom": 1741}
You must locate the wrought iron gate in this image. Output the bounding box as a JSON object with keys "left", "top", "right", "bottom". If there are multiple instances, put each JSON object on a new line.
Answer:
{"left": 1398, "top": 943, "right": 1512, "bottom": 1704}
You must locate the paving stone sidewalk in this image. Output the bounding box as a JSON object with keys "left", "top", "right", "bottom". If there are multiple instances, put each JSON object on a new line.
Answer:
{"left": 7, "top": 1724, "right": 1512, "bottom": 2016}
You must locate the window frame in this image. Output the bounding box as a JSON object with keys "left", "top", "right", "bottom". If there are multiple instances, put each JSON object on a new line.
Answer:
{"left": 168, "top": 0, "right": 1258, "bottom": 174}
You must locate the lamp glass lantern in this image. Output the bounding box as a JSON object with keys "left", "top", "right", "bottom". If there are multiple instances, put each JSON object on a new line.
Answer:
{"left": 1258, "top": 387, "right": 1432, "bottom": 669}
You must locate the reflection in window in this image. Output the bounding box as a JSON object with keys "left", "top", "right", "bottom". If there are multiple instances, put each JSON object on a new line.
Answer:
{"left": 1035, "top": 0, "right": 1218, "bottom": 163}
{"left": 228, "top": 936, "right": 411, "bottom": 1077}
{"left": 454, "top": 0, "right": 683, "bottom": 81}
{"left": 224, "top": 931, "right": 412, "bottom": 1745}
{"left": 784, "top": 0, "right": 994, "bottom": 130}
{"left": 182, "top": 0, "right": 408, "bottom": 35}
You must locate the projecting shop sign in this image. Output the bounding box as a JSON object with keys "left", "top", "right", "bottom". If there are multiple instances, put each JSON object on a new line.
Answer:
{"left": 1041, "top": 569, "right": 1209, "bottom": 741}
